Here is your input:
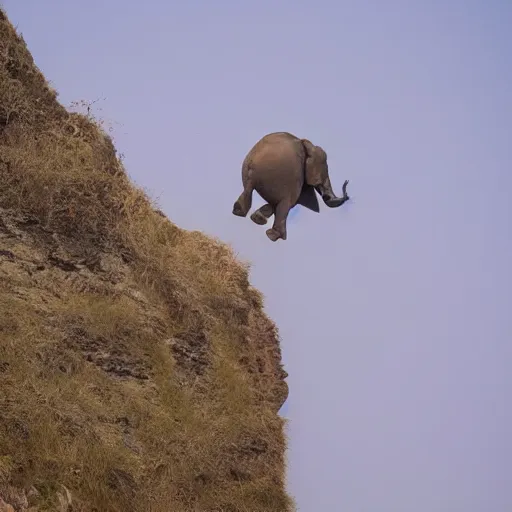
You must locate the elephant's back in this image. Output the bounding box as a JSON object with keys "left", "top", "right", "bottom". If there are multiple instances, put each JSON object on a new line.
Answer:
{"left": 247, "top": 132, "right": 302, "bottom": 167}
{"left": 252, "top": 132, "right": 299, "bottom": 151}
{"left": 245, "top": 132, "right": 305, "bottom": 204}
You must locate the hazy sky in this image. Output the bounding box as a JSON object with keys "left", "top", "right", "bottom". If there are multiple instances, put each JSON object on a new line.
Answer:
{"left": 5, "top": 1, "right": 512, "bottom": 510}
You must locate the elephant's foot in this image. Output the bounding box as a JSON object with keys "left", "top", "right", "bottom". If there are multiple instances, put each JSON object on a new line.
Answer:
{"left": 251, "top": 210, "right": 268, "bottom": 225}
{"left": 232, "top": 200, "right": 248, "bottom": 217}
{"left": 266, "top": 228, "right": 286, "bottom": 242}
{"left": 232, "top": 190, "right": 254, "bottom": 217}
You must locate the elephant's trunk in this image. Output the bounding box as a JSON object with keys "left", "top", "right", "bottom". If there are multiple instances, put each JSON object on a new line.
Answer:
{"left": 324, "top": 195, "right": 346, "bottom": 208}
{"left": 316, "top": 176, "right": 348, "bottom": 208}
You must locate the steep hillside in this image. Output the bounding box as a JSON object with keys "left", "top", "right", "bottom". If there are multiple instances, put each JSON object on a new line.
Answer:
{"left": 0, "top": 9, "right": 292, "bottom": 512}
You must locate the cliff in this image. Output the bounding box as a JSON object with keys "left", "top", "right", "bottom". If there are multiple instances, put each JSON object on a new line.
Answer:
{"left": 0, "top": 9, "right": 292, "bottom": 512}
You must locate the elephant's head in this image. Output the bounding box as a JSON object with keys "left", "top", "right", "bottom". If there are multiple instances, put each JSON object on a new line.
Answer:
{"left": 301, "top": 139, "right": 348, "bottom": 208}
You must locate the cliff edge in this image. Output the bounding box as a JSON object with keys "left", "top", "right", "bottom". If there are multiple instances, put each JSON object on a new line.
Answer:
{"left": 0, "top": 9, "right": 292, "bottom": 512}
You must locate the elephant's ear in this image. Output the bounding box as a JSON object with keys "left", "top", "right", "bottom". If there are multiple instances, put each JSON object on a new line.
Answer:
{"left": 297, "top": 184, "right": 320, "bottom": 213}
{"left": 301, "top": 138, "right": 323, "bottom": 187}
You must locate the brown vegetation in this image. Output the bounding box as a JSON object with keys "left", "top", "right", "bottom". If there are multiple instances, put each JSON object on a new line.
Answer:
{"left": 0, "top": 8, "right": 293, "bottom": 511}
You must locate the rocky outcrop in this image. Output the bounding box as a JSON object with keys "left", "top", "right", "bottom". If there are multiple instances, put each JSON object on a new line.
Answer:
{"left": 0, "top": 7, "right": 292, "bottom": 511}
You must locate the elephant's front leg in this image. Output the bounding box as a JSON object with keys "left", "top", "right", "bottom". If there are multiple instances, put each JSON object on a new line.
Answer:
{"left": 250, "top": 203, "right": 274, "bottom": 225}
{"left": 266, "top": 200, "right": 291, "bottom": 242}
{"left": 232, "top": 186, "right": 254, "bottom": 218}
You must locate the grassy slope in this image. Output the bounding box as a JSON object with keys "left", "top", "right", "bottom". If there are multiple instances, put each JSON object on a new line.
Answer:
{"left": 0, "top": 9, "right": 293, "bottom": 512}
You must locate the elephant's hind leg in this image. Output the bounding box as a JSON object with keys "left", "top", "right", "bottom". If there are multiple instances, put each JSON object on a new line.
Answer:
{"left": 266, "top": 200, "right": 291, "bottom": 242}
{"left": 232, "top": 187, "right": 254, "bottom": 217}
{"left": 250, "top": 203, "right": 274, "bottom": 225}
{"left": 233, "top": 163, "right": 255, "bottom": 217}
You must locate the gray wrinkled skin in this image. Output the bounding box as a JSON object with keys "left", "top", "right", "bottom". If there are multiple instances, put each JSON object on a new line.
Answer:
{"left": 232, "top": 132, "right": 350, "bottom": 242}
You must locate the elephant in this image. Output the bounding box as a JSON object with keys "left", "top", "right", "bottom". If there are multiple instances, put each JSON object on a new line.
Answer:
{"left": 232, "top": 132, "right": 350, "bottom": 241}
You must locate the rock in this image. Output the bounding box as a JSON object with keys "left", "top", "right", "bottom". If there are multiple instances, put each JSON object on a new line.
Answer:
{"left": 26, "top": 486, "right": 40, "bottom": 506}
{"left": 56, "top": 484, "right": 72, "bottom": 512}
{"left": 0, "top": 485, "right": 28, "bottom": 511}
{"left": 166, "top": 329, "right": 211, "bottom": 377}
{"left": 0, "top": 498, "right": 15, "bottom": 512}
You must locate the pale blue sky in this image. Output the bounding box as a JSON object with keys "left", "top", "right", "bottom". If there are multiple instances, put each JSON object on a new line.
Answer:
{"left": 5, "top": 1, "right": 512, "bottom": 510}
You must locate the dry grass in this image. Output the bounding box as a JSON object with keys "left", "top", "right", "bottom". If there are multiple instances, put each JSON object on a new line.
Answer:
{"left": 0, "top": 8, "right": 293, "bottom": 512}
